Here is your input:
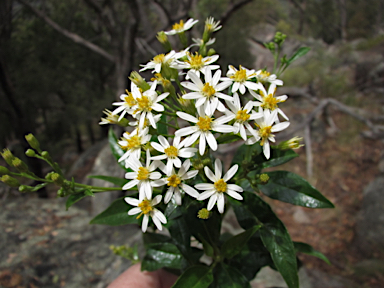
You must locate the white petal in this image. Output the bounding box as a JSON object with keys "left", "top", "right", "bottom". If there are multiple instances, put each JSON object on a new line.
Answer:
{"left": 128, "top": 207, "right": 141, "bottom": 215}
{"left": 199, "top": 133, "right": 206, "bottom": 155}
{"left": 223, "top": 165, "right": 238, "bottom": 182}
{"left": 176, "top": 112, "right": 198, "bottom": 123}
{"left": 152, "top": 195, "right": 162, "bottom": 206}
{"left": 204, "top": 166, "right": 216, "bottom": 182}
{"left": 151, "top": 142, "right": 165, "bottom": 153}
{"left": 142, "top": 214, "right": 149, "bottom": 232}
{"left": 227, "top": 190, "right": 243, "bottom": 200}
{"left": 181, "top": 184, "right": 199, "bottom": 198}
{"left": 214, "top": 158, "right": 222, "bottom": 179}
{"left": 227, "top": 184, "right": 243, "bottom": 192}
{"left": 207, "top": 193, "right": 218, "bottom": 211}
{"left": 195, "top": 183, "right": 215, "bottom": 190}
{"left": 197, "top": 190, "right": 216, "bottom": 200}
{"left": 125, "top": 197, "right": 140, "bottom": 206}
{"left": 263, "top": 141, "right": 270, "bottom": 159}
{"left": 205, "top": 132, "right": 217, "bottom": 151}
{"left": 217, "top": 193, "right": 225, "bottom": 213}
{"left": 122, "top": 179, "right": 139, "bottom": 190}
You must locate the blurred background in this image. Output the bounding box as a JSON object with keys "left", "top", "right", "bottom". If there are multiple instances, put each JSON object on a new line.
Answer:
{"left": 1, "top": 0, "right": 384, "bottom": 287}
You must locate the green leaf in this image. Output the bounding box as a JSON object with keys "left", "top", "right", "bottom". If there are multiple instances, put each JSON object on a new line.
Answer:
{"left": 216, "top": 133, "right": 242, "bottom": 144}
{"left": 157, "top": 113, "right": 168, "bottom": 135}
{"left": 141, "top": 242, "right": 184, "bottom": 271}
{"left": 212, "top": 263, "right": 251, "bottom": 288}
{"left": 88, "top": 175, "right": 126, "bottom": 187}
{"left": 66, "top": 191, "right": 88, "bottom": 210}
{"left": 254, "top": 148, "right": 298, "bottom": 169}
{"left": 143, "top": 232, "right": 172, "bottom": 247}
{"left": 221, "top": 225, "right": 261, "bottom": 259}
{"left": 258, "top": 171, "right": 334, "bottom": 208}
{"left": 294, "top": 242, "right": 331, "bottom": 265}
{"left": 199, "top": 234, "right": 214, "bottom": 257}
{"left": 171, "top": 265, "right": 213, "bottom": 288}
{"left": 229, "top": 234, "right": 274, "bottom": 281}
{"left": 231, "top": 143, "right": 261, "bottom": 169}
{"left": 90, "top": 197, "right": 138, "bottom": 226}
{"left": 84, "top": 189, "right": 94, "bottom": 197}
{"left": 108, "top": 127, "right": 127, "bottom": 171}
{"left": 230, "top": 192, "right": 299, "bottom": 288}
{"left": 287, "top": 47, "right": 310, "bottom": 65}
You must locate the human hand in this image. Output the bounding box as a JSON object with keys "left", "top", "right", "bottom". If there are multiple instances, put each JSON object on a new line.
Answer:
{"left": 107, "top": 263, "right": 178, "bottom": 288}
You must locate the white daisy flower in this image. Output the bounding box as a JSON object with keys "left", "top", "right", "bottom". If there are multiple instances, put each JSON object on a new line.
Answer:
{"left": 255, "top": 70, "right": 283, "bottom": 86}
{"left": 125, "top": 195, "right": 167, "bottom": 232}
{"left": 225, "top": 93, "right": 263, "bottom": 140}
{"left": 204, "top": 17, "right": 222, "bottom": 33}
{"left": 139, "top": 50, "right": 186, "bottom": 73}
{"left": 150, "top": 136, "right": 198, "bottom": 175}
{"left": 112, "top": 82, "right": 138, "bottom": 121}
{"left": 99, "top": 109, "right": 120, "bottom": 125}
{"left": 181, "top": 69, "right": 233, "bottom": 115}
{"left": 118, "top": 127, "right": 151, "bottom": 162}
{"left": 122, "top": 150, "right": 162, "bottom": 201}
{"left": 246, "top": 109, "right": 290, "bottom": 159}
{"left": 152, "top": 159, "right": 199, "bottom": 205}
{"left": 195, "top": 158, "right": 243, "bottom": 213}
{"left": 130, "top": 81, "right": 169, "bottom": 129}
{"left": 176, "top": 52, "right": 220, "bottom": 79}
{"left": 175, "top": 107, "right": 235, "bottom": 155}
{"left": 220, "top": 65, "right": 262, "bottom": 94}
{"left": 164, "top": 18, "right": 199, "bottom": 35}
{"left": 191, "top": 38, "right": 216, "bottom": 48}
{"left": 249, "top": 83, "right": 288, "bottom": 122}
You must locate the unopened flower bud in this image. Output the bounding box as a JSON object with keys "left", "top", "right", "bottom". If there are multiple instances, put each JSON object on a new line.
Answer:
{"left": 41, "top": 151, "right": 52, "bottom": 162}
{"left": 51, "top": 172, "right": 64, "bottom": 186}
{"left": 278, "top": 137, "right": 304, "bottom": 150}
{"left": 1, "top": 175, "right": 20, "bottom": 187}
{"left": 207, "top": 48, "right": 216, "bottom": 56}
{"left": 274, "top": 32, "right": 286, "bottom": 46}
{"left": 197, "top": 208, "right": 211, "bottom": 219}
{"left": 0, "top": 166, "right": 9, "bottom": 176}
{"left": 156, "top": 31, "right": 172, "bottom": 51}
{"left": 192, "top": 159, "right": 204, "bottom": 170}
{"left": 129, "top": 71, "right": 150, "bottom": 91}
{"left": 25, "top": 134, "right": 41, "bottom": 152}
{"left": 1, "top": 149, "right": 15, "bottom": 166}
{"left": 19, "top": 185, "right": 34, "bottom": 193}
{"left": 12, "top": 158, "right": 29, "bottom": 173}
{"left": 25, "top": 149, "right": 36, "bottom": 157}
{"left": 260, "top": 173, "right": 269, "bottom": 184}
{"left": 57, "top": 187, "right": 69, "bottom": 197}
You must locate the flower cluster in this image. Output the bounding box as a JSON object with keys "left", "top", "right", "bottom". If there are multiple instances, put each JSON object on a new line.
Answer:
{"left": 101, "top": 17, "right": 291, "bottom": 232}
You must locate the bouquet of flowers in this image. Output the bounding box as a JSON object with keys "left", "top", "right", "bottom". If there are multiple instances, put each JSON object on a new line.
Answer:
{"left": 1, "top": 17, "right": 333, "bottom": 288}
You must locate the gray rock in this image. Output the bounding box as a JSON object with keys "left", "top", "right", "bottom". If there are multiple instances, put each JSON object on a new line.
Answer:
{"left": 356, "top": 176, "right": 384, "bottom": 257}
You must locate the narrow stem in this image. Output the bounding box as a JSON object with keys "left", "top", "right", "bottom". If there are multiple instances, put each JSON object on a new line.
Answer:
{"left": 159, "top": 121, "right": 178, "bottom": 130}
{"left": 162, "top": 110, "right": 177, "bottom": 117}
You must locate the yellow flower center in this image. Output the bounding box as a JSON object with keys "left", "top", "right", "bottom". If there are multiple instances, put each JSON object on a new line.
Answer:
{"left": 137, "top": 167, "right": 150, "bottom": 181}
{"left": 202, "top": 83, "right": 216, "bottom": 98}
{"left": 197, "top": 208, "right": 210, "bottom": 219}
{"left": 187, "top": 52, "right": 204, "bottom": 70}
{"left": 164, "top": 146, "right": 178, "bottom": 158}
{"left": 258, "top": 126, "right": 272, "bottom": 146}
{"left": 172, "top": 20, "right": 184, "bottom": 32}
{"left": 124, "top": 92, "right": 136, "bottom": 107}
{"left": 124, "top": 135, "right": 141, "bottom": 150}
{"left": 230, "top": 66, "right": 247, "bottom": 82}
{"left": 167, "top": 174, "right": 181, "bottom": 187}
{"left": 197, "top": 116, "right": 213, "bottom": 131}
{"left": 214, "top": 179, "right": 227, "bottom": 193}
{"left": 261, "top": 94, "right": 280, "bottom": 111}
{"left": 258, "top": 71, "right": 271, "bottom": 81}
{"left": 235, "top": 109, "right": 250, "bottom": 123}
{"left": 153, "top": 54, "right": 165, "bottom": 64}
{"left": 136, "top": 96, "right": 152, "bottom": 112}
{"left": 136, "top": 199, "right": 153, "bottom": 219}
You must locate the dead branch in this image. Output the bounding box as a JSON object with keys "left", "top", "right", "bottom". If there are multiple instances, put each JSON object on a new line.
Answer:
{"left": 17, "top": 0, "right": 115, "bottom": 62}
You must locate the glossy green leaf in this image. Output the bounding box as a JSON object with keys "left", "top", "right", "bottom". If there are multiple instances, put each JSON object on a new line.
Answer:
{"left": 229, "top": 234, "right": 274, "bottom": 281}
{"left": 143, "top": 232, "right": 172, "bottom": 247}
{"left": 294, "top": 242, "right": 331, "bottom": 265}
{"left": 66, "top": 191, "right": 88, "bottom": 210}
{"left": 88, "top": 175, "right": 126, "bottom": 187}
{"left": 141, "top": 242, "right": 184, "bottom": 271}
{"left": 231, "top": 143, "right": 261, "bottom": 170}
{"left": 221, "top": 225, "right": 261, "bottom": 259}
{"left": 258, "top": 171, "right": 334, "bottom": 208}
{"left": 287, "top": 47, "right": 310, "bottom": 64}
{"left": 108, "top": 127, "right": 127, "bottom": 171}
{"left": 230, "top": 192, "right": 299, "bottom": 288}
{"left": 199, "top": 234, "right": 214, "bottom": 257}
{"left": 90, "top": 197, "right": 137, "bottom": 226}
{"left": 253, "top": 148, "right": 298, "bottom": 169}
{"left": 171, "top": 265, "right": 213, "bottom": 288}
{"left": 212, "top": 263, "right": 250, "bottom": 288}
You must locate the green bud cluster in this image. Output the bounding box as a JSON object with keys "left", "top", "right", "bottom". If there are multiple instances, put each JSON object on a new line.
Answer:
{"left": 25, "top": 134, "right": 41, "bottom": 152}
{"left": 274, "top": 32, "right": 287, "bottom": 46}
{"left": 1, "top": 175, "right": 20, "bottom": 187}
{"left": 12, "top": 157, "right": 29, "bottom": 173}
{"left": 1, "top": 149, "right": 15, "bottom": 166}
